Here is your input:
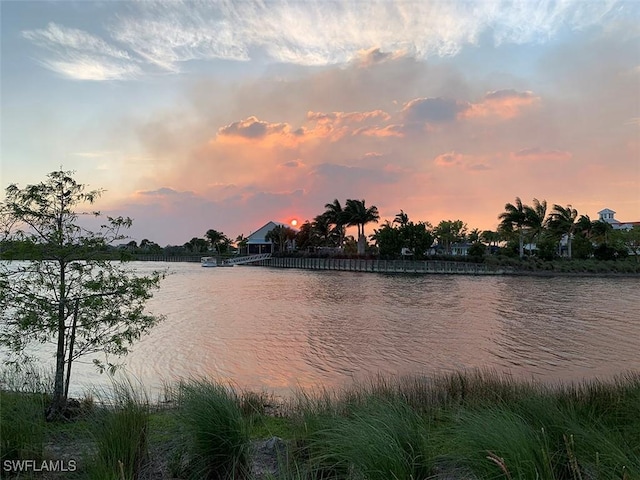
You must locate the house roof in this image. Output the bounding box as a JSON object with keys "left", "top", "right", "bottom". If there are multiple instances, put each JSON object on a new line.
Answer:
{"left": 598, "top": 208, "right": 616, "bottom": 215}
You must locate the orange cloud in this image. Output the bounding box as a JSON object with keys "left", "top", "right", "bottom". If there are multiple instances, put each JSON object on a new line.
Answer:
{"left": 215, "top": 110, "right": 399, "bottom": 149}
{"left": 463, "top": 89, "right": 539, "bottom": 119}
{"left": 307, "top": 110, "right": 391, "bottom": 124}
{"left": 216, "top": 116, "right": 305, "bottom": 147}
{"left": 304, "top": 109, "right": 395, "bottom": 140}
{"left": 353, "top": 124, "right": 405, "bottom": 137}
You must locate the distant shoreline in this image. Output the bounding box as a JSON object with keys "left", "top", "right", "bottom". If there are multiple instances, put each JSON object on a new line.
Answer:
{"left": 250, "top": 256, "right": 640, "bottom": 277}
{"left": 4, "top": 254, "right": 639, "bottom": 276}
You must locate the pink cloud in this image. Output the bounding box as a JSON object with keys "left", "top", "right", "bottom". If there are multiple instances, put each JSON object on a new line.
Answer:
{"left": 303, "top": 109, "right": 396, "bottom": 140}
{"left": 280, "top": 160, "right": 304, "bottom": 168}
{"left": 510, "top": 147, "right": 572, "bottom": 161}
{"left": 464, "top": 89, "right": 539, "bottom": 119}
{"left": 433, "top": 151, "right": 491, "bottom": 171}
{"left": 434, "top": 151, "right": 464, "bottom": 166}
{"left": 218, "top": 116, "right": 290, "bottom": 138}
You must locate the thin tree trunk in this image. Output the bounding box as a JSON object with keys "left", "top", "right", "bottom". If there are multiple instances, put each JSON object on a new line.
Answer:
{"left": 518, "top": 228, "right": 524, "bottom": 259}
{"left": 64, "top": 298, "right": 80, "bottom": 400}
{"left": 49, "top": 260, "right": 67, "bottom": 420}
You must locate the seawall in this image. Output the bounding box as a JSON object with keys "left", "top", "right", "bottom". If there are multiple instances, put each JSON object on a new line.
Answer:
{"left": 253, "top": 257, "right": 504, "bottom": 275}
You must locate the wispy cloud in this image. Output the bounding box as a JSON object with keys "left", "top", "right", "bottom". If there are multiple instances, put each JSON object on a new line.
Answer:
{"left": 22, "top": 22, "right": 140, "bottom": 80}
{"left": 23, "top": 22, "right": 130, "bottom": 59}
{"left": 511, "top": 147, "right": 573, "bottom": 162}
{"left": 433, "top": 151, "right": 492, "bottom": 171}
{"left": 20, "top": 1, "right": 630, "bottom": 80}
{"left": 307, "top": 110, "right": 391, "bottom": 124}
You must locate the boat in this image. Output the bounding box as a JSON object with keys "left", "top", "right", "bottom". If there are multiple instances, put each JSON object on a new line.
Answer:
{"left": 201, "top": 257, "right": 217, "bottom": 267}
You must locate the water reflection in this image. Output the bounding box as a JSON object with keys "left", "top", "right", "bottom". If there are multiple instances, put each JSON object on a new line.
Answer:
{"left": 492, "top": 276, "right": 640, "bottom": 380}
{"left": 5, "top": 262, "right": 638, "bottom": 397}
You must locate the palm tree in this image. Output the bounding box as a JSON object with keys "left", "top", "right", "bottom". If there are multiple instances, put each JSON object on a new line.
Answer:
{"left": 434, "top": 220, "right": 467, "bottom": 254}
{"left": 498, "top": 197, "right": 527, "bottom": 259}
{"left": 294, "top": 221, "right": 314, "bottom": 251}
{"left": 185, "top": 237, "right": 208, "bottom": 253}
{"left": 524, "top": 198, "right": 547, "bottom": 254}
{"left": 235, "top": 234, "right": 248, "bottom": 255}
{"left": 265, "top": 225, "right": 297, "bottom": 253}
{"left": 393, "top": 210, "right": 409, "bottom": 226}
{"left": 344, "top": 199, "right": 380, "bottom": 255}
{"left": 468, "top": 228, "right": 481, "bottom": 244}
{"left": 480, "top": 230, "right": 500, "bottom": 249}
{"left": 205, "top": 229, "right": 228, "bottom": 254}
{"left": 546, "top": 204, "right": 578, "bottom": 259}
{"left": 323, "top": 199, "right": 347, "bottom": 248}
{"left": 576, "top": 215, "right": 593, "bottom": 239}
{"left": 591, "top": 220, "right": 613, "bottom": 246}
{"left": 312, "top": 214, "right": 335, "bottom": 247}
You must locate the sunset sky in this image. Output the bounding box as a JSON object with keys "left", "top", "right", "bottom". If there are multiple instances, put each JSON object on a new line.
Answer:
{"left": 2, "top": 0, "right": 639, "bottom": 246}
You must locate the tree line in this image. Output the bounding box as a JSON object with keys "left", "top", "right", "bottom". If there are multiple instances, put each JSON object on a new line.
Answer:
{"left": 496, "top": 197, "right": 639, "bottom": 261}
{"left": 117, "top": 196, "right": 639, "bottom": 262}
{"left": 263, "top": 197, "right": 639, "bottom": 261}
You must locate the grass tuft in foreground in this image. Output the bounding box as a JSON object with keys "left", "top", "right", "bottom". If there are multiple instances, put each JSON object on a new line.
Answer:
{"left": 2, "top": 369, "right": 639, "bottom": 479}
{"left": 0, "top": 390, "right": 47, "bottom": 466}
{"left": 173, "top": 379, "right": 251, "bottom": 479}
{"left": 284, "top": 371, "right": 640, "bottom": 480}
{"left": 0, "top": 364, "right": 52, "bottom": 466}
{"left": 86, "top": 378, "right": 150, "bottom": 480}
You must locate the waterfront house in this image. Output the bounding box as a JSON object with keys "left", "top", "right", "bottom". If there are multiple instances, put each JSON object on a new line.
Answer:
{"left": 450, "top": 241, "right": 471, "bottom": 256}
{"left": 598, "top": 208, "right": 640, "bottom": 231}
{"left": 245, "top": 221, "right": 297, "bottom": 255}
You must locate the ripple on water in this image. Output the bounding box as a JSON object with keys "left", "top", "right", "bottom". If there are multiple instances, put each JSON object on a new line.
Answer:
{"left": 9, "top": 263, "right": 637, "bottom": 397}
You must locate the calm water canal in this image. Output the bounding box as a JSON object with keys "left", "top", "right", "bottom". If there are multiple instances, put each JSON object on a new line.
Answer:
{"left": 13, "top": 262, "right": 640, "bottom": 397}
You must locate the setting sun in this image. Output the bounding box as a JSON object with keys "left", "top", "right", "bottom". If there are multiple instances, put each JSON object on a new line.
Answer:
{"left": 290, "top": 219, "right": 298, "bottom": 227}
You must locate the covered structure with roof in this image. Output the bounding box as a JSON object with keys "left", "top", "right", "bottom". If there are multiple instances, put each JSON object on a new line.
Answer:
{"left": 598, "top": 208, "right": 640, "bottom": 230}
{"left": 244, "top": 221, "right": 297, "bottom": 255}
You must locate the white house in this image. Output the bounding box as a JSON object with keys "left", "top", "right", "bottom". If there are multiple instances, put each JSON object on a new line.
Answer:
{"left": 245, "top": 221, "right": 297, "bottom": 255}
{"left": 597, "top": 208, "right": 640, "bottom": 231}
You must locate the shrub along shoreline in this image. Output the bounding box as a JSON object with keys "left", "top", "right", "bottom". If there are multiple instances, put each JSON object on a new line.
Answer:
{"left": 1, "top": 370, "right": 639, "bottom": 479}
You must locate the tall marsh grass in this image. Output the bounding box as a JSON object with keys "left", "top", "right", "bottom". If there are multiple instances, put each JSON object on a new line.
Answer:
{"left": 86, "top": 378, "right": 150, "bottom": 480}
{"left": 0, "top": 364, "right": 50, "bottom": 464}
{"left": 1, "top": 368, "right": 638, "bottom": 479}
{"left": 304, "top": 398, "right": 431, "bottom": 480}
{"left": 174, "top": 379, "right": 250, "bottom": 479}
{"left": 286, "top": 370, "right": 640, "bottom": 480}
{"left": 0, "top": 391, "right": 46, "bottom": 464}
